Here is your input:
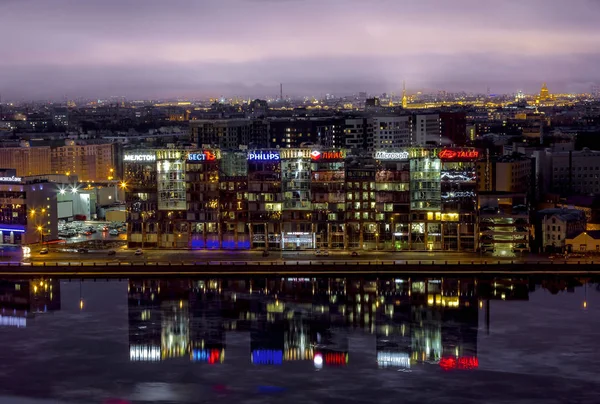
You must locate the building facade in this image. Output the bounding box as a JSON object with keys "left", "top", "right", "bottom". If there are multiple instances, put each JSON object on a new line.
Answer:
{"left": 124, "top": 147, "right": 482, "bottom": 251}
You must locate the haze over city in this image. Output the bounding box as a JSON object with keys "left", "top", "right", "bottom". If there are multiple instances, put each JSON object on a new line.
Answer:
{"left": 1, "top": 0, "right": 599, "bottom": 100}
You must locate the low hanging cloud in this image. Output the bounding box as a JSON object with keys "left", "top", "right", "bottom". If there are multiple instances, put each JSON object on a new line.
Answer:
{"left": 0, "top": 0, "right": 599, "bottom": 99}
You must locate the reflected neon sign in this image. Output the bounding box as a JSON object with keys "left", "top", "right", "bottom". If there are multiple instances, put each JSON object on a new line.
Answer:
{"left": 252, "top": 349, "right": 283, "bottom": 365}
{"left": 439, "top": 356, "right": 479, "bottom": 370}
{"left": 192, "top": 348, "right": 223, "bottom": 363}
{"left": 314, "top": 351, "right": 348, "bottom": 366}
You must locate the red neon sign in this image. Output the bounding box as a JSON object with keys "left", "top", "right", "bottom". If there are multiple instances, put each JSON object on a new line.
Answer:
{"left": 311, "top": 151, "right": 346, "bottom": 161}
{"left": 315, "top": 351, "right": 348, "bottom": 366}
{"left": 439, "top": 356, "right": 479, "bottom": 370}
{"left": 204, "top": 150, "right": 216, "bottom": 161}
{"left": 438, "top": 149, "right": 480, "bottom": 160}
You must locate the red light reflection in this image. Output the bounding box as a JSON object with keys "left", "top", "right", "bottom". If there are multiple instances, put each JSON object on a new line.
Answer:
{"left": 440, "top": 356, "right": 479, "bottom": 371}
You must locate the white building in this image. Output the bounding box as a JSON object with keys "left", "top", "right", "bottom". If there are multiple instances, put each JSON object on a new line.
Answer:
{"left": 540, "top": 209, "right": 586, "bottom": 252}
{"left": 372, "top": 116, "right": 411, "bottom": 150}
{"left": 412, "top": 114, "right": 441, "bottom": 146}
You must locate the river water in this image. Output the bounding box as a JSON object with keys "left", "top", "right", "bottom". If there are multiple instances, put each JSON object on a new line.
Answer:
{"left": 0, "top": 276, "right": 598, "bottom": 404}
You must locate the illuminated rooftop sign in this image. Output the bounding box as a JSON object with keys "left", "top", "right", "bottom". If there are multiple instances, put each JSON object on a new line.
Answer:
{"left": 0, "top": 176, "right": 22, "bottom": 183}
{"left": 311, "top": 150, "right": 346, "bottom": 160}
{"left": 375, "top": 151, "right": 409, "bottom": 160}
{"left": 438, "top": 149, "right": 480, "bottom": 161}
{"left": 187, "top": 150, "right": 218, "bottom": 162}
{"left": 123, "top": 154, "right": 156, "bottom": 162}
{"left": 280, "top": 149, "right": 311, "bottom": 159}
{"left": 248, "top": 151, "right": 280, "bottom": 161}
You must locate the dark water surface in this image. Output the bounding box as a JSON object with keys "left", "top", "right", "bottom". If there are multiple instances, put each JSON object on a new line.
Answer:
{"left": 0, "top": 276, "right": 598, "bottom": 404}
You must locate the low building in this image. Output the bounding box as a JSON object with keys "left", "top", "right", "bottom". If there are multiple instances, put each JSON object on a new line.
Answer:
{"left": 538, "top": 209, "right": 586, "bottom": 253}
{"left": 0, "top": 170, "right": 62, "bottom": 245}
{"left": 565, "top": 231, "right": 600, "bottom": 254}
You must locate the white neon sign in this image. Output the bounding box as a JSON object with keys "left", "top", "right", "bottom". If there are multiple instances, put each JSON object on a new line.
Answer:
{"left": 375, "top": 151, "right": 409, "bottom": 160}
{"left": 124, "top": 154, "right": 156, "bottom": 162}
{"left": 0, "top": 176, "right": 21, "bottom": 182}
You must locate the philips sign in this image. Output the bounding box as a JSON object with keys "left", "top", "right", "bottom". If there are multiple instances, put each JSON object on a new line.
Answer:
{"left": 248, "top": 151, "right": 280, "bottom": 161}
{"left": 375, "top": 151, "right": 409, "bottom": 160}
{"left": 124, "top": 154, "right": 156, "bottom": 162}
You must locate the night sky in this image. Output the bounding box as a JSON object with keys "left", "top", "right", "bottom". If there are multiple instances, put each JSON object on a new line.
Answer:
{"left": 1, "top": 0, "right": 599, "bottom": 99}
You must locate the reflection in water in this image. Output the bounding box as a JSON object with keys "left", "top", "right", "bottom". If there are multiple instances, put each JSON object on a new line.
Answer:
{"left": 124, "top": 276, "right": 555, "bottom": 371}
{"left": 0, "top": 279, "right": 61, "bottom": 328}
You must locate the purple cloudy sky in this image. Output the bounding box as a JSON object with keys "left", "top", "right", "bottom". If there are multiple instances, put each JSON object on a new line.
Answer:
{"left": 1, "top": 0, "right": 599, "bottom": 100}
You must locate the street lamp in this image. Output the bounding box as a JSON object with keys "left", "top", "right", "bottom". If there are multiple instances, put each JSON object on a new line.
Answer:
{"left": 37, "top": 225, "right": 44, "bottom": 244}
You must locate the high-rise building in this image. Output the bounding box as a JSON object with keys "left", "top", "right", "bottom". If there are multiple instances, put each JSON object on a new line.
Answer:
{"left": 440, "top": 112, "right": 467, "bottom": 145}
{"left": 190, "top": 119, "right": 252, "bottom": 150}
{"left": 412, "top": 114, "right": 441, "bottom": 146}
{"left": 476, "top": 154, "right": 533, "bottom": 193}
{"left": 372, "top": 116, "right": 411, "bottom": 149}
{"left": 344, "top": 117, "right": 373, "bottom": 151}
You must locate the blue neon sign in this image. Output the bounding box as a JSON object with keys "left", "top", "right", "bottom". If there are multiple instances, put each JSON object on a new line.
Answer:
{"left": 248, "top": 151, "right": 280, "bottom": 161}
{"left": 252, "top": 350, "right": 283, "bottom": 365}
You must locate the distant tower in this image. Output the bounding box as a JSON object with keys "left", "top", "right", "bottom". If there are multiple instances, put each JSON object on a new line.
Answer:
{"left": 280, "top": 83, "right": 283, "bottom": 101}
{"left": 540, "top": 83, "right": 550, "bottom": 101}
{"left": 402, "top": 81, "right": 408, "bottom": 109}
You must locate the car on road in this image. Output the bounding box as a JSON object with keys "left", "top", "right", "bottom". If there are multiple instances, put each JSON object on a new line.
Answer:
{"left": 315, "top": 250, "right": 330, "bottom": 257}
{"left": 78, "top": 248, "right": 89, "bottom": 254}
{"left": 39, "top": 248, "right": 49, "bottom": 255}
{"left": 351, "top": 251, "right": 359, "bottom": 257}
{"left": 107, "top": 250, "right": 116, "bottom": 256}
{"left": 109, "top": 229, "right": 119, "bottom": 236}
{"left": 134, "top": 249, "right": 143, "bottom": 255}
{"left": 261, "top": 250, "right": 270, "bottom": 257}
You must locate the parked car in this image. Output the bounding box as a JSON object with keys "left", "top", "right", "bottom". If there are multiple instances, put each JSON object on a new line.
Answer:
{"left": 134, "top": 249, "right": 143, "bottom": 255}
{"left": 39, "top": 248, "right": 49, "bottom": 255}
{"left": 109, "top": 229, "right": 119, "bottom": 236}
{"left": 315, "top": 250, "right": 330, "bottom": 256}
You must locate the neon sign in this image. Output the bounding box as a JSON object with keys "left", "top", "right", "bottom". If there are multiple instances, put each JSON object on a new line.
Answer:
{"left": 438, "top": 149, "right": 480, "bottom": 160}
{"left": 314, "top": 351, "right": 348, "bottom": 366}
{"left": 192, "top": 348, "right": 223, "bottom": 363}
{"left": 377, "top": 352, "right": 411, "bottom": 368}
{"left": 311, "top": 150, "right": 346, "bottom": 160}
{"left": 248, "top": 151, "right": 280, "bottom": 161}
{"left": 187, "top": 150, "right": 217, "bottom": 161}
{"left": 252, "top": 350, "right": 283, "bottom": 365}
{"left": 375, "top": 151, "right": 409, "bottom": 160}
{"left": 439, "top": 356, "right": 479, "bottom": 370}
{"left": 0, "top": 176, "right": 21, "bottom": 182}
{"left": 124, "top": 154, "right": 156, "bottom": 162}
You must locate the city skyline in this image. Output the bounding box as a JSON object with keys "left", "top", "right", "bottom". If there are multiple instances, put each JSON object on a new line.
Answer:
{"left": 1, "top": 0, "right": 599, "bottom": 100}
